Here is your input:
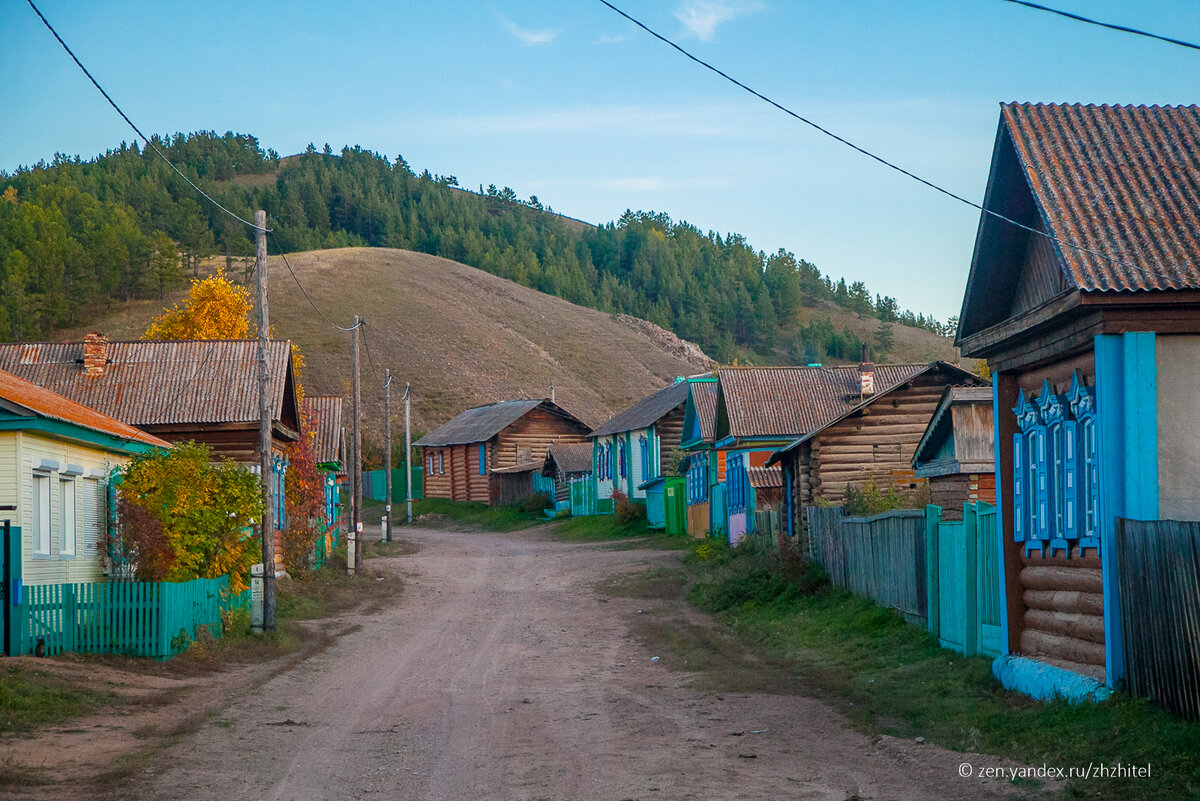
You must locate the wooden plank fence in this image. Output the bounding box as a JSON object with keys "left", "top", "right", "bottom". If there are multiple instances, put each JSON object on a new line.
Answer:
{"left": 806, "top": 506, "right": 927, "bottom": 626}
{"left": 13, "top": 576, "right": 245, "bottom": 659}
{"left": 1116, "top": 518, "right": 1200, "bottom": 720}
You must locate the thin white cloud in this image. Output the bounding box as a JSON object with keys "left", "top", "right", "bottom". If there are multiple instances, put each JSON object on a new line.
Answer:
{"left": 493, "top": 8, "right": 559, "bottom": 46}
{"left": 595, "top": 33, "right": 628, "bottom": 45}
{"left": 674, "top": 0, "right": 763, "bottom": 42}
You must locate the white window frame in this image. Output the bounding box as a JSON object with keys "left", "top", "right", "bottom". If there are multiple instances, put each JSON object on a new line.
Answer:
{"left": 33, "top": 471, "right": 52, "bottom": 557}
{"left": 59, "top": 478, "right": 77, "bottom": 558}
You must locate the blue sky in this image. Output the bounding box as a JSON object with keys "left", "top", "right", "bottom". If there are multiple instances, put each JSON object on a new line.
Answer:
{"left": 3, "top": 1, "right": 1198, "bottom": 321}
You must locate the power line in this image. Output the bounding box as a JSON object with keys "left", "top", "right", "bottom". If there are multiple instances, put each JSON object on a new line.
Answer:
{"left": 595, "top": 0, "right": 1191, "bottom": 289}
{"left": 24, "top": 0, "right": 269, "bottom": 233}
{"left": 1000, "top": 0, "right": 1200, "bottom": 52}
{"left": 275, "top": 249, "right": 363, "bottom": 332}
{"left": 360, "top": 323, "right": 386, "bottom": 385}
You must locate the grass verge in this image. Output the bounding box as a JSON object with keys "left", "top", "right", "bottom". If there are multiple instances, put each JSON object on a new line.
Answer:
{"left": 549, "top": 515, "right": 693, "bottom": 549}
{"left": 0, "top": 662, "right": 120, "bottom": 735}
{"left": 406, "top": 498, "right": 548, "bottom": 532}
{"left": 673, "top": 536, "right": 1200, "bottom": 801}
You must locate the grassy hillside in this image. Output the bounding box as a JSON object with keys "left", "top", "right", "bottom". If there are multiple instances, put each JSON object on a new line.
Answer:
{"left": 61, "top": 247, "right": 963, "bottom": 438}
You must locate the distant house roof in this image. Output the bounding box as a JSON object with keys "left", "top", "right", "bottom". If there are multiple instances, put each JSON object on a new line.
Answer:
{"left": 545, "top": 441, "right": 593, "bottom": 475}
{"left": 0, "top": 368, "right": 169, "bottom": 450}
{"left": 766, "top": 362, "right": 985, "bottom": 465}
{"left": 303, "top": 395, "right": 344, "bottom": 467}
{"left": 415, "top": 398, "right": 589, "bottom": 447}
{"left": 690, "top": 382, "right": 718, "bottom": 443}
{"left": 591, "top": 380, "right": 691, "bottom": 438}
{"left": 716, "top": 364, "right": 930, "bottom": 442}
{"left": 746, "top": 465, "right": 783, "bottom": 491}
{"left": 958, "top": 103, "right": 1200, "bottom": 344}
{"left": 0, "top": 339, "right": 298, "bottom": 433}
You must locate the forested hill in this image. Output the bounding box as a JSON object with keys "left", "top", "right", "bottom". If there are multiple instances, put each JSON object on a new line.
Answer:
{"left": 1, "top": 131, "right": 954, "bottom": 363}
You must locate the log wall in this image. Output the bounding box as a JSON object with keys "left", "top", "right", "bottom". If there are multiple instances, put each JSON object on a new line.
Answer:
{"left": 1017, "top": 548, "right": 1105, "bottom": 681}
{"left": 422, "top": 442, "right": 491, "bottom": 503}
{"left": 657, "top": 407, "right": 686, "bottom": 475}
{"left": 492, "top": 408, "right": 589, "bottom": 471}
{"left": 930, "top": 472, "right": 997, "bottom": 521}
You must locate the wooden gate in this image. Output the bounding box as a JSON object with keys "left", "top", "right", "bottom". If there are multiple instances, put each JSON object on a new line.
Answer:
{"left": 569, "top": 476, "right": 596, "bottom": 517}
{"left": 925, "top": 502, "right": 1002, "bottom": 658}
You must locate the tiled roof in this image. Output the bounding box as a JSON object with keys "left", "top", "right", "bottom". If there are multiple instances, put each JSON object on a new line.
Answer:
{"left": 591, "top": 380, "right": 690, "bottom": 438}
{"left": 1003, "top": 102, "right": 1200, "bottom": 292}
{"left": 0, "top": 368, "right": 168, "bottom": 448}
{"left": 0, "top": 340, "right": 294, "bottom": 427}
{"left": 746, "top": 465, "right": 783, "bottom": 490}
{"left": 415, "top": 399, "right": 589, "bottom": 447}
{"left": 303, "top": 396, "right": 344, "bottom": 466}
{"left": 691, "top": 382, "right": 718, "bottom": 443}
{"left": 717, "top": 364, "right": 929, "bottom": 440}
{"left": 547, "top": 441, "right": 593, "bottom": 474}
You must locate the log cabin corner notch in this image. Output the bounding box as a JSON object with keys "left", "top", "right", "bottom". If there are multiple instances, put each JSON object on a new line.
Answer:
{"left": 415, "top": 398, "right": 591, "bottom": 506}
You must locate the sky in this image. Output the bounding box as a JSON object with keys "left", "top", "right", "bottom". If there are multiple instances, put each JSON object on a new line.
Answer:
{"left": 3, "top": 0, "right": 1199, "bottom": 322}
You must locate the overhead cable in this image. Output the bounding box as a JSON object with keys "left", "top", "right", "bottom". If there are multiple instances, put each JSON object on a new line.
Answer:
{"left": 1000, "top": 0, "right": 1200, "bottom": 52}
{"left": 24, "top": 0, "right": 269, "bottom": 232}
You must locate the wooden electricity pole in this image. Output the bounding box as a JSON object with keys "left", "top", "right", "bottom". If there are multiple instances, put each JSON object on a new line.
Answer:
{"left": 254, "top": 209, "right": 276, "bottom": 632}
{"left": 404, "top": 383, "right": 413, "bottom": 525}
{"left": 351, "top": 315, "right": 363, "bottom": 574}
{"left": 384, "top": 369, "right": 393, "bottom": 542}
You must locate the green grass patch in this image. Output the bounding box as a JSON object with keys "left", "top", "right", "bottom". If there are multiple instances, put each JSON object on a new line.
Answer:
{"left": 597, "top": 567, "right": 687, "bottom": 600}
{"left": 679, "top": 539, "right": 1200, "bottom": 801}
{"left": 550, "top": 514, "right": 692, "bottom": 549}
{"left": 0, "top": 663, "right": 120, "bottom": 734}
{"left": 408, "top": 498, "right": 548, "bottom": 532}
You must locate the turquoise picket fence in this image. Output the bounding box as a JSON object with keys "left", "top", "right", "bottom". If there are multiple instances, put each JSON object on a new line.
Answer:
{"left": 569, "top": 477, "right": 596, "bottom": 516}
{"left": 13, "top": 576, "right": 245, "bottom": 659}
{"left": 925, "top": 502, "right": 1002, "bottom": 658}
{"left": 362, "top": 465, "right": 423, "bottom": 502}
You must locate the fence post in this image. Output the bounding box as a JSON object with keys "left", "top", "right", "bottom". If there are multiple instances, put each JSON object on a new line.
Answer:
{"left": 924, "top": 505, "right": 941, "bottom": 640}
{"left": 963, "top": 502, "right": 979, "bottom": 657}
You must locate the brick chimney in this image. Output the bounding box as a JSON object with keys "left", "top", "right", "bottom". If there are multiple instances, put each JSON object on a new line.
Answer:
{"left": 82, "top": 332, "right": 108, "bottom": 378}
{"left": 858, "top": 345, "right": 874, "bottom": 396}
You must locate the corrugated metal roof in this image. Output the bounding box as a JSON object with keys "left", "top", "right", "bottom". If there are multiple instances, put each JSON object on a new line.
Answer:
{"left": 1003, "top": 102, "right": 1200, "bottom": 292}
{"left": 415, "top": 398, "right": 589, "bottom": 447}
{"left": 0, "top": 368, "right": 169, "bottom": 448}
{"left": 746, "top": 465, "right": 782, "bottom": 490}
{"left": 717, "top": 364, "right": 929, "bottom": 440}
{"left": 591, "top": 380, "right": 690, "bottom": 438}
{"left": 546, "top": 441, "right": 593, "bottom": 474}
{"left": 303, "top": 395, "right": 344, "bottom": 466}
{"left": 691, "top": 382, "right": 718, "bottom": 443}
{"left": 0, "top": 340, "right": 293, "bottom": 427}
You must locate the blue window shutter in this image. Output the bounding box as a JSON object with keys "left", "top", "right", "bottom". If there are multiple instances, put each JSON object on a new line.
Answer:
{"left": 1012, "top": 433, "right": 1025, "bottom": 542}
{"left": 478, "top": 444, "right": 486, "bottom": 475}
{"left": 1063, "top": 420, "right": 1079, "bottom": 540}
{"left": 1034, "top": 428, "right": 1049, "bottom": 542}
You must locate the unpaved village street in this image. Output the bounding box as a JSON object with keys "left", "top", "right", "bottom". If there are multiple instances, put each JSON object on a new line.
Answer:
{"left": 128, "top": 527, "right": 1023, "bottom": 801}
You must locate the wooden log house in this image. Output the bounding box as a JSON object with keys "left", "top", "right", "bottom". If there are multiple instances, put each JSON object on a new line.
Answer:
{"left": 415, "top": 398, "right": 590, "bottom": 506}
{"left": 956, "top": 102, "right": 1200, "bottom": 695}
{"left": 767, "top": 360, "right": 985, "bottom": 534}
{"left": 302, "top": 395, "right": 347, "bottom": 535}
{"left": 911, "top": 385, "right": 996, "bottom": 520}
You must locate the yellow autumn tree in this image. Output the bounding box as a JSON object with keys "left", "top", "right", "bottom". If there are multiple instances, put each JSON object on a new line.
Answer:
{"left": 144, "top": 268, "right": 253, "bottom": 340}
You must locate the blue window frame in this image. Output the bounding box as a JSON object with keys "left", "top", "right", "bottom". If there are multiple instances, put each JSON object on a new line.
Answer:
{"left": 1067, "top": 372, "right": 1100, "bottom": 554}
{"left": 478, "top": 444, "right": 486, "bottom": 475}
{"left": 639, "top": 435, "right": 649, "bottom": 481}
{"left": 1013, "top": 391, "right": 1045, "bottom": 553}
{"left": 1037, "top": 381, "right": 1070, "bottom": 555}
{"left": 618, "top": 440, "right": 627, "bottom": 480}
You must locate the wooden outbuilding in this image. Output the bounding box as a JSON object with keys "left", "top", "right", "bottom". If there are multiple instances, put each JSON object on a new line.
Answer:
{"left": 767, "top": 361, "right": 985, "bottom": 533}
{"left": 543, "top": 442, "right": 594, "bottom": 513}
{"left": 415, "top": 398, "right": 590, "bottom": 506}
{"left": 911, "top": 386, "right": 996, "bottom": 520}
{"left": 956, "top": 102, "right": 1200, "bottom": 698}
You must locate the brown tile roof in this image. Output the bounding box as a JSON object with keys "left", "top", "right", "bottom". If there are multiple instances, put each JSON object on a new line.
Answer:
{"left": 303, "top": 396, "right": 344, "bottom": 466}
{"left": 716, "top": 364, "right": 930, "bottom": 440}
{"left": 0, "top": 340, "right": 294, "bottom": 428}
{"left": 1002, "top": 102, "right": 1200, "bottom": 292}
{"left": 546, "top": 441, "right": 593, "bottom": 475}
{"left": 0, "top": 368, "right": 168, "bottom": 449}
{"left": 691, "top": 382, "right": 718, "bottom": 444}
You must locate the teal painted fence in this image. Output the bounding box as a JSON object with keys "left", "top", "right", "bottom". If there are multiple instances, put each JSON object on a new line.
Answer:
{"left": 570, "top": 476, "right": 596, "bottom": 517}
{"left": 12, "top": 576, "right": 244, "bottom": 659}
{"left": 362, "top": 465, "right": 423, "bottom": 502}
{"left": 925, "top": 503, "right": 1002, "bottom": 658}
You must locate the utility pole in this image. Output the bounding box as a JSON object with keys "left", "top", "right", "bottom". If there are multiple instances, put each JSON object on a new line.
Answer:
{"left": 254, "top": 210, "right": 276, "bottom": 632}
{"left": 383, "top": 369, "right": 393, "bottom": 542}
{"left": 404, "top": 383, "right": 413, "bottom": 525}
{"left": 350, "top": 315, "right": 363, "bottom": 574}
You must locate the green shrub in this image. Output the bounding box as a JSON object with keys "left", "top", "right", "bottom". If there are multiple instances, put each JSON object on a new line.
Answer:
{"left": 520, "top": 492, "right": 553, "bottom": 515}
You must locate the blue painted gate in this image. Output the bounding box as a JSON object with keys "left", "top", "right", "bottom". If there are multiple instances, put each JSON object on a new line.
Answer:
{"left": 925, "top": 502, "right": 1002, "bottom": 658}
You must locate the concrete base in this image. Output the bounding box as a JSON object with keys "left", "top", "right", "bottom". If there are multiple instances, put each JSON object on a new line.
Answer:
{"left": 992, "top": 655, "right": 1113, "bottom": 704}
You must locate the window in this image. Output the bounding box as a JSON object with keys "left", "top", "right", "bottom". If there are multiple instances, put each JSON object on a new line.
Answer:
{"left": 59, "top": 479, "right": 77, "bottom": 557}
{"left": 478, "top": 444, "right": 486, "bottom": 476}
{"left": 33, "top": 472, "right": 51, "bottom": 556}
{"left": 639, "top": 436, "right": 650, "bottom": 481}
{"left": 437, "top": 450, "right": 444, "bottom": 475}
{"left": 82, "top": 478, "right": 104, "bottom": 558}
{"left": 1067, "top": 372, "right": 1100, "bottom": 554}
{"left": 618, "top": 440, "right": 626, "bottom": 480}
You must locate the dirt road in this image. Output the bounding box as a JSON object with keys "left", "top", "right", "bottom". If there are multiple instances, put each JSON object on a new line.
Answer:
{"left": 132, "top": 527, "right": 1022, "bottom": 801}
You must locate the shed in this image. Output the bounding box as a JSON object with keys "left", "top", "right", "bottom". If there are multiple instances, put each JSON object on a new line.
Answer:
{"left": 955, "top": 102, "right": 1200, "bottom": 698}
{"left": 543, "top": 441, "right": 594, "bottom": 512}
{"left": 911, "top": 386, "right": 996, "bottom": 520}
{"left": 415, "top": 398, "right": 590, "bottom": 506}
